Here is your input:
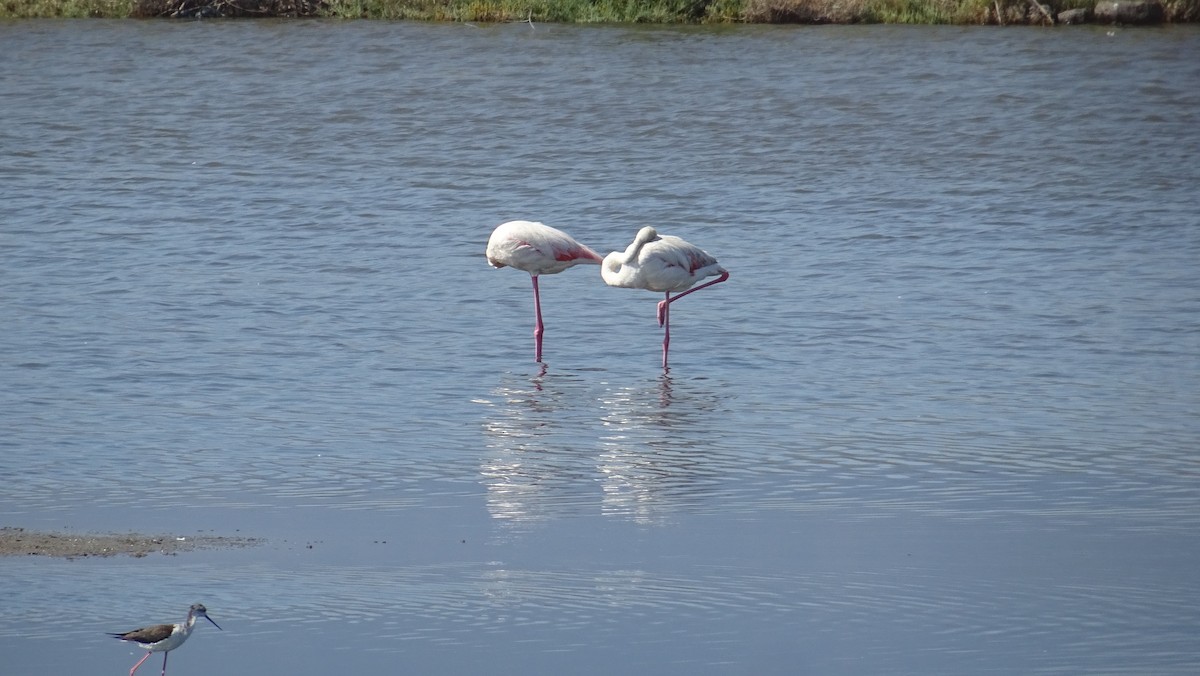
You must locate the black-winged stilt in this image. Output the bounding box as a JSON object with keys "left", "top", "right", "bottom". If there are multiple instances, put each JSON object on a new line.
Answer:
{"left": 109, "top": 603, "right": 221, "bottom": 676}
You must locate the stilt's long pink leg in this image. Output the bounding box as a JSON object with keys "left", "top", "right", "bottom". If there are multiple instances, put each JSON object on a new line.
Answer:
{"left": 129, "top": 652, "right": 152, "bottom": 676}
{"left": 161, "top": 651, "right": 169, "bottom": 676}
{"left": 531, "top": 275, "right": 544, "bottom": 363}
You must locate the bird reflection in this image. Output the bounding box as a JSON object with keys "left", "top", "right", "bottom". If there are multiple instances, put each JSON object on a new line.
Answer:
{"left": 478, "top": 370, "right": 728, "bottom": 528}
{"left": 478, "top": 369, "right": 592, "bottom": 528}
{"left": 657, "top": 372, "right": 674, "bottom": 408}
{"left": 595, "top": 374, "right": 725, "bottom": 525}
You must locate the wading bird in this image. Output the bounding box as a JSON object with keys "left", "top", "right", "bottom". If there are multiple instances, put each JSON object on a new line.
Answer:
{"left": 486, "top": 220, "right": 603, "bottom": 362}
{"left": 109, "top": 603, "right": 222, "bottom": 676}
{"left": 602, "top": 226, "right": 729, "bottom": 369}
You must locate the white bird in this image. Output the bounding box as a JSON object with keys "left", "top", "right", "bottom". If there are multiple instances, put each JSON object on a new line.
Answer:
{"left": 109, "top": 603, "right": 222, "bottom": 676}
{"left": 602, "top": 226, "right": 729, "bottom": 369}
{"left": 487, "top": 220, "right": 603, "bottom": 363}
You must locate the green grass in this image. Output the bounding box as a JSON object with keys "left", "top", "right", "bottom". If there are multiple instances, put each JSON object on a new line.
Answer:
{"left": 2, "top": 0, "right": 1197, "bottom": 22}
{"left": 322, "top": 0, "right": 726, "bottom": 21}
{"left": 865, "top": 0, "right": 983, "bottom": 22}
{"left": 2, "top": 0, "right": 133, "bottom": 17}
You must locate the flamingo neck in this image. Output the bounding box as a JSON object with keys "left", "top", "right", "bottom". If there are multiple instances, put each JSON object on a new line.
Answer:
{"left": 620, "top": 231, "right": 655, "bottom": 265}
{"left": 603, "top": 227, "right": 659, "bottom": 285}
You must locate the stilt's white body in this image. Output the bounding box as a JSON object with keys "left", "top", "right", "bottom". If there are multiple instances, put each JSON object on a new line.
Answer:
{"left": 602, "top": 226, "right": 729, "bottom": 369}
{"left": 140, "top": 624, "right": 191, "bottom": 653}
{"left": 486, "top": 220, "right": 602, "bottom": 363}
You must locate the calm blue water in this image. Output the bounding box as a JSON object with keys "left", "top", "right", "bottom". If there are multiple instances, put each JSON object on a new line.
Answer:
{"left": 2, "top": 19, "right": 1199, "bottom": 676}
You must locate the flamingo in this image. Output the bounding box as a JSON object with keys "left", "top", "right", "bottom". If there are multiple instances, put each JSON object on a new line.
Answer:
{"left": 486, "top": 220, "right": 603, "bottom": 362}
{"left": 602, "top": 226, "right": 729, "bottom": 369}
{"left": 109, "top": 603, "right": 222, "bottom": 676}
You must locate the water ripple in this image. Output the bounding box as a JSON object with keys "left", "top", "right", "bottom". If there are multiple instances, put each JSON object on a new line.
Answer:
{"left": 2, "top": 20, "right": 1199, "bottom": 676}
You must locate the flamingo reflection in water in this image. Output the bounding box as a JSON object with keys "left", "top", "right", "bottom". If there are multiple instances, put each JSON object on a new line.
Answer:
{"left": 478, "top": 369, "right": 592, "bottom": 526}
{"left": 479, "top": 367, "right": 725, "bottom": 527}
{"left": 594, "top": 374, "right": 728, "bottom": 524}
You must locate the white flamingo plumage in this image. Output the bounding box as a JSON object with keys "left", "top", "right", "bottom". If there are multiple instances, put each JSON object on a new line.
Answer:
{"left": 487, "top": 220, "right": 603, "bottom": 363}
{"left": 602, "top": 226, "right": 729, "bottom": 369}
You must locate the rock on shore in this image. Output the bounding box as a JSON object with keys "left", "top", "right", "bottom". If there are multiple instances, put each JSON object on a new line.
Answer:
{"left": 1090, "top": 0, "right": 1166, "bottom": 22}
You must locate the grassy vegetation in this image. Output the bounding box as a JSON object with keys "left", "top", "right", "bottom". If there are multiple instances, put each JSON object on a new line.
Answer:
{"left": 2, "top": 0, "right": 1197, "bottom": 22}
{"left": 322, "top": 0, "right": 718, "bottom": 21}
{"left": 2, "top": 0, "right": 133, "bottom": 17}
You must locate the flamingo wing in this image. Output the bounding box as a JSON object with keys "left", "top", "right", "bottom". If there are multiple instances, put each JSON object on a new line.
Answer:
{"left": 639, "top": 236, "right": 723, "bottom": 292}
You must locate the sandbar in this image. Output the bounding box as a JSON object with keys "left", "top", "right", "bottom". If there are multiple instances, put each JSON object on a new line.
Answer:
{"left": 0, "top": 526, "right": 260, "bottom": 559}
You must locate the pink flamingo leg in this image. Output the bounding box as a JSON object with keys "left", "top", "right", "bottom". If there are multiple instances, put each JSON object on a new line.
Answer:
{"left": 667, "top": 271, "right": 730, "bottom": 311}
{"left": 531, "top": 275, "right": 545, "bottom": 363}
{"left": 128, "top": 652, "right": 152, "bottom": 676}
{"left": 661, "top": 292, "right": 671, "bottom": 370}
{"left": 654, "top": 271, "right": 728, "bottom": 369}
{"left": 657, "top": 271, "right": 729, "bottom": 325}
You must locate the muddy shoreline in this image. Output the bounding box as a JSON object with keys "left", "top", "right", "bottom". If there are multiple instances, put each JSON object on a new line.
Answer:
{"left": 0, "top": 526, "right": 261, "bottom": 559}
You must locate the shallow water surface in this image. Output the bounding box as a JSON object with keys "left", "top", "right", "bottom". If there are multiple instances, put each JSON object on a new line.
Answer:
{"left": 2, "top": 19, "right": 1199, "bottom": 676}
